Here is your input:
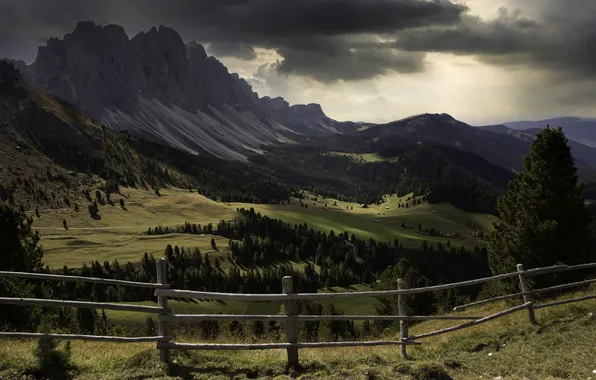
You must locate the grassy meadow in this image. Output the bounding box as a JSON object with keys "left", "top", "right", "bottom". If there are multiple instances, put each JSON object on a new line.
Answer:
{"left": 31, "top": 188, "right": 495, "bottom": 269}
{"left": 26, "top": 187, "right": 497, "bottom": 334}
{"left": 233, "top": 192, "right": 495, "bottom": 250}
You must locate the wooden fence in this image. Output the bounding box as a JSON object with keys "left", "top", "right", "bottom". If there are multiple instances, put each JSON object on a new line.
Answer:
{"left": 1, "top": 259, "right": 595, "bottom": 371}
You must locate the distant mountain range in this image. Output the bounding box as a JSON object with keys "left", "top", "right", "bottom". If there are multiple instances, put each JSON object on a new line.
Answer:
{"left": 310, "top": 113, "right": 596, "bottom": 174}
{"left": 502, "top": 117, "right": 596, "bottom": 148}
{"left": 4, "top": 21, "right": 596, "bottom": 182}
{"left": 479, "top": 124, "right": 596, "bottom": 174}
{"left": 5, "top": 22, "right": 356, "bottom": 161}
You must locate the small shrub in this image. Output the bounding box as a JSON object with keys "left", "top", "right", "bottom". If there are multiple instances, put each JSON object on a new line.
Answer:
{"left": 33, "top": 322, "right": 74, "bottom": 378}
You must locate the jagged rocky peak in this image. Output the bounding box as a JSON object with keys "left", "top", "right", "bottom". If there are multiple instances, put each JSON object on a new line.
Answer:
{"left": 186, "top": 41, "right": 208, "bottom": 61}
{"left": 11, "top": 22, "right": 343, "bottom": 159}
{"left": 292, "top": 103, "right": 324, "bottom": 114}
{"left": 259, "top": 96, "right": 290, "bottom": 112}
{"left": 29, "top": 21, "right": 263, "bottom": 117}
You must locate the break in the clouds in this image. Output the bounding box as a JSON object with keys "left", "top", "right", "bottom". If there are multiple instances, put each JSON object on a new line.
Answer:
{"left": 206, "top": 42, "right": 257, "bottom": 61}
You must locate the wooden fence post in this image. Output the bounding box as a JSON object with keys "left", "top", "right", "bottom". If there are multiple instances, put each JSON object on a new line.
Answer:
{"left": 156, "top": 258, "right": 171, "bottom": 367}
{"left": 516, "top": 264, "right": 537, "bottom": 325}
{"left": 282, "top": 276, "right": 299, "bottom": 369}
{"left": 397, "top": 278, "right": 409, "bottom": 360}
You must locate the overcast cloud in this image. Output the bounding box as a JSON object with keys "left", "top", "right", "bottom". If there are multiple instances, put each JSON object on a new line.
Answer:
{"left": 0, "top": 0, "right": 595, "bottom": 124}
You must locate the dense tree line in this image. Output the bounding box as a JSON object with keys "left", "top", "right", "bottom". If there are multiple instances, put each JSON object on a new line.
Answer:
{"left": 249, "top": 144, "right": 513, "bottom": 213}
{"left": 147, "top": 208, "right": 489, "bottom": 289}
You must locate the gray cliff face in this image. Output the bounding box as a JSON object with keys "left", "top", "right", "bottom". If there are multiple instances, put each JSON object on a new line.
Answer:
{"left": 32, "top": 22, "right": 259, "bottom": 119}
{"left": 22, "top": 22, "right": 349, "bottom": 159}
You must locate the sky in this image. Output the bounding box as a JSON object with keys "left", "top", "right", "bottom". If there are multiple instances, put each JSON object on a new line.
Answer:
{"left": 1, "top": 0, "right": 595, "bottom": 125}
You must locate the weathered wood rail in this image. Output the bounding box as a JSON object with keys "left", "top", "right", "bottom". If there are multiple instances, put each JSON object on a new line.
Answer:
{"left": 0, "top": 258, "right": 594, "bottom": 371}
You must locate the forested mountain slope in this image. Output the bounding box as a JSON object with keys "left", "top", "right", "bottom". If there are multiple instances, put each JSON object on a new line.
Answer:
{"left": 0, "top": 60, "right": 289, "bottom": 207}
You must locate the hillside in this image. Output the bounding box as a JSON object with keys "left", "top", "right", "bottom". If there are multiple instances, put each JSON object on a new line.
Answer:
{"left": 2, "top": 288, "right": 594, "bottom": 379}
{"left": 354, "top": 113, "right": 596, "bottom": 173}
{"left": 0, "top": 60, "right": 295, "bottom": 208}
{"left": 3, "top": 57, "right": 524, "bottom": 218}
{"left": 252, "top": 140, "right": 515, "bottom": 213}
{"left": 480, "top": 123, "right": 596, "bottom": 177}
{"left": 31, "top": 186, "right": 493, "bottom": 269}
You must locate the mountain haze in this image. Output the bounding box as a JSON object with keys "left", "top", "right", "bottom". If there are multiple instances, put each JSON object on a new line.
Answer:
{"left": 353, "top": 113, "right": 596, "bottom": 173}
{"left": 504, "top": 117, "right": 596, "bottom": 149}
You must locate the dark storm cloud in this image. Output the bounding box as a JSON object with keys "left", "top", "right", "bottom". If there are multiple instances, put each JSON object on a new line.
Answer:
{"left": 153, "top": 0, "right": 467, "bottom": 38}
{"left": 275, "top": 37, "right": 426, "bottom": 82}
{"left": 394, "top": 3, "right": 596, "bottom": 80}
{"left": 1, "top": 0, "right": 595, "bottom": 83}
{"left": 144, "top": 0, "right": 464, "bottom": 80}
{"left": 0, "top": 0, "right": 465, "bottom": 80}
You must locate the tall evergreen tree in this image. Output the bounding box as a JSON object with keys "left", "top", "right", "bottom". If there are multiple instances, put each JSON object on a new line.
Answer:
{"left": 0, "top": 204, "right": 44, "bottom": 329}
{"left": 489, "top": 127, "right": 593, "bottom": 288}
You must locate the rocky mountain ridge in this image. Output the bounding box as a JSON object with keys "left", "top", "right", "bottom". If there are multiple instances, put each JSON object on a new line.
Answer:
{"left": 9, "top": 22, "right": 350, "bottom": 160}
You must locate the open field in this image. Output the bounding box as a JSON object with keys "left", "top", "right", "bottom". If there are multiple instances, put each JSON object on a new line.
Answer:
{"left": 2, "top": 289, "right": 595, "bottom": 379}
{"left": 233, "top": 192, "right": 495, "bottom": 250}
{"left": 31, "top": 187, "right": 236, "bottom": 233}
{"left": 31, "top": 188, "right": 236, "bottom": 268}
{"left": 31, "top": 187, "right": 495, "bottom": 269}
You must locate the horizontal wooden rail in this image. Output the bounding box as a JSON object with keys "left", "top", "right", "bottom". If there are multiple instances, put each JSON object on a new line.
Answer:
{"left": 159, "top": 314, "right": 482, "bottom": 322}
{"left": 533, "top": 294, "right": 596, "bottom": 309}
{"left": 0, "top": 297, "right": 166, "bottom": 313}
{"left": 0, "top": 332, "right": 169, "bottom": 342}
{"left": 524, "top": 262, "right": 596, "bottom": 278}
{"left": 454, "top": 291, "right": 525, "bottom": 311}
{"left": 454, "top": 276, "right": 596, "bottom": 312}
{"left": 0, "top": 271, "right": 165, "bottom": 289}
{"left": 155, "top": 271, "right": 525, "bottom": 301}
{"left": 157, "top": 340, "right": 421, "bottom": 351}
{"left": 155, "top": 263, "right": 596, "bottom": 301}
{"left": 529, "top": 278, "right": 596, "bottom": 295}
{"left": 409, "top": 302, "right": 532, "bottom": 340}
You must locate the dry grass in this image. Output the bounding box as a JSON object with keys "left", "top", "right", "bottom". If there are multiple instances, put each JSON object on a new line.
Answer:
{"left": 2, "top": 290, "right": 595, "bottom": 379}
{"left": 31, "top": 188, "right": 237, "bottom": 268}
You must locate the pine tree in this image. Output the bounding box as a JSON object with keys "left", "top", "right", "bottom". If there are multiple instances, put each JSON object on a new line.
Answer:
{"left": 489, "top": 127, "right": 594, "bottom": 288}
